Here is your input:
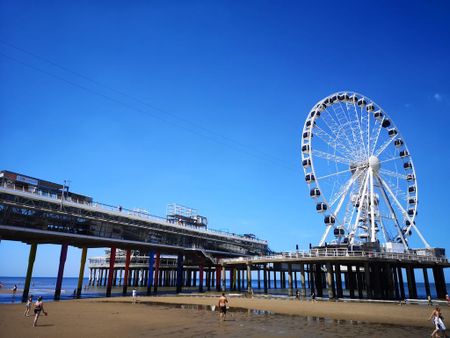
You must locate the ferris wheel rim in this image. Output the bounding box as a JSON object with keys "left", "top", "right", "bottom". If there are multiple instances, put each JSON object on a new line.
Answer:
{"left": 301, "top": 91, "right": 421, "bottom": 247}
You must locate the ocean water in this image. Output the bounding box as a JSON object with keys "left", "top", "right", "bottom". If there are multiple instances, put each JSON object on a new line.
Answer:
{"left": 0, "top": 276, "right": 447, "bottom": 304}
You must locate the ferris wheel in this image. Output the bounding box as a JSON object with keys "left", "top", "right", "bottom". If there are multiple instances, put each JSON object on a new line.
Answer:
{"left": 301, "top": 91, "right": 430, "bottom": 250}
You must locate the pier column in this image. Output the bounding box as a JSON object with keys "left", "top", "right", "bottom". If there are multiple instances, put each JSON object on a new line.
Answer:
{"left": 257, "top": 269, "right": 261, "bottom": 289}
{"left": 326, "top": 263, "right": 334, "bottom": 299}
{"left": 397, "top": 267, "right": 406, "bottom": 300}
{"left": 122, "top": 249, "right": 131, "bottom": 295}
{"left": 176, "top": 253, "right": 184, "bottom": 293}
{"left": 423, "top": 268, "right": 431, "bottom": 299}
{"left": 314, "top": 264, "right": 323, "bottom": 297}
{"left": 22, "top": 243, "right": 37, "bottom": 303}
{"left": 335, "top": 264, "right": 342, "bottom": 298}
{"left": 246, "top": 263, "right": 252, "bottom": 294}
{"left": 406, "top": 265, "right": 417, "bottom": 299}
{"left": 273, "top": 270, "right": 277, "bottom": 289}
{"left": 263, "top": 264, "right": 268, "bottom": 294}
{"left": 356, "top": 266, "right": 363, "bottom": 299}
{"left": 76, "top": 247, "right": 88, "bottom": 298}
{"left": 385, "top": 264, "right": 394, "bottom": 300}
{"left": 347, "top": 265, "right": 355, "bottom": 299}
{"left": 287, "top": 263, "right": 293, "bottom": 296}
{"left": 54, "top": 243, "right": 68, "bottom": 301}
{"left": 106, "top": 247, "right": 116, "bottom": 297}
{"left": 433, "top": 267, "right": 447, "bottom": 299}
{"left": 364, "top": 263, "right": 372, "bottom": 299}
{"left": 147, "top": 251, "right": 155, "bottom": 295}
{"left": 300, "top": 264, "right": 306, "bottom": 297}
{"left": 199, "top": 265, "right": 204, "bottom": 292}
{"left": 393, "top": 265, "right": 400, "bottom": 299}
{"left": 237, "top": 268, "right": 241, "bottom": 291}
{"left": 153, "top": 251, "right": 160, "bottom": 293}
{"left": 221, "top": 266, "right": 226, "bottom": 292}
{"left": 216, "top": 265, "right": 222, "bottom": 291}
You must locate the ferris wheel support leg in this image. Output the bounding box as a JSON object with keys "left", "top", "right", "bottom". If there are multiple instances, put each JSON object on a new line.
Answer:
{"left": 350, "top": 171, "right": 370, "bottom": 245}
{"left": 378, "top": 176, "right": 431, "bottom": 249}
{"left": 369, "top": 169, "right": 377, "bottom": 242}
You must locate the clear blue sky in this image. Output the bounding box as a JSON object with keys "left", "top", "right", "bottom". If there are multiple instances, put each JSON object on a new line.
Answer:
{"left": 0, "top": 1, "right": 449, "bottom": 279}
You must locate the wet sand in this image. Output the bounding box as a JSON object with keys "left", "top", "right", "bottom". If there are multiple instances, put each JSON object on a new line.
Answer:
{"left": 0, "top": 295, "right": 447, "bottom": 337}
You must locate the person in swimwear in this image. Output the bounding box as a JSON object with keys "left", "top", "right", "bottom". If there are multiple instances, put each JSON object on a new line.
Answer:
{"left": 217, "top": 293, "right": 228, "bottom": 321}
{"left": 429, "top": 306, "right": 448, "bottom": 338}
{"left": 33, "top": 296, "right": 47, "bottom": 327}
{"left": 24, "top": 296, "right": 33, "bottom": 317}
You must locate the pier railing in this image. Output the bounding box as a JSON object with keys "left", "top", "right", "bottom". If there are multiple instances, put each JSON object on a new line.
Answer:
{"left": 0, "top": 182, "right": 267, "bottom": 245}
{"left": 221, "top": 248, "right": 448, "bottom": 264}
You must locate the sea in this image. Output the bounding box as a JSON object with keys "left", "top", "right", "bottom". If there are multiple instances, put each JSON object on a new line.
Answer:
{"left": 0, "top": 276, "right": 447, "bottom": 304}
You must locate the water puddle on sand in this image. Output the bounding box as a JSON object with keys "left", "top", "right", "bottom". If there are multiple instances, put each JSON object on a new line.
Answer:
{"left": 141, "top": 301, "right": 431, "bottom": 337}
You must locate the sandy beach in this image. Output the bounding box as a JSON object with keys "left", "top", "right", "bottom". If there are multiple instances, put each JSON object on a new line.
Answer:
{"left": 0, "top": 294, "right": 448, "bottom": 337}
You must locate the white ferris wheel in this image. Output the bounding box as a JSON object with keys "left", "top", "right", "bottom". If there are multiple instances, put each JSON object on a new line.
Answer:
{"left": 301, "top": 91, "right": 430, "bottom": 250}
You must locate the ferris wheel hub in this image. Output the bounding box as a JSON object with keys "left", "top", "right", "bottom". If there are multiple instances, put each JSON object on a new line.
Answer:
{"left": 368, "top": 155, "right": 380, "bottom": 173}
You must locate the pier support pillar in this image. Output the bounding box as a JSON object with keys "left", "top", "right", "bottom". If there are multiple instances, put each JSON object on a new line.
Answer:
{"left": 153, "top": 251, "right": 160, "bottom": 293}
{"left": 216, "top": 265, "right": 222, "bottom": 291}
{"left": 364, "top": 263, "right": 372, "bottom": 299}
{"left": 257, "top": 269, "right": 261, "bottom": 289}
{"left": 106, "top": 247, "right": 116, "bottom": 297}
{"left": 287, "top": 263, "right": 293, "bottom": 297}
{"left": 199, "top": 265, "right": 204, "bottom": 292}
{"left": 335, "top": 264, "right": 342, "bottom": 298}
{"left": 397, "top": 267, "right": 405, "bottom": 300}
{"left": 273, "top": 270, "right": 277, "bottom": 289}
{"left": 147, "top": 250, "right": 155, "bottom": 295}
{"left": 176, "top": 253, "right": 184, "bottom": 293}
{"left": 54, "top": 243, "right": 68, "bottom": 301}
{"left": 300, "top": 264, "right": 306, "bottom": 297}
{"left": 22, "top": 243, "right": 37, "bottom": 303}
{"left": 221, "top": 266, "right": 226, "bottom": 292}
{"left": 406, "top": 265, "right": 417, "bottom": 299}
{"left": 122, "top": 249, "right": 131, "bottom": 295}
{"left": 314, "top": 264, "right": 323, "bottom": 297}
{"left": 237, "top": 268, "right": 241, "bottom": 291}
{"left": 246, "top": 263, "right": 252, "bottom": 294}
{"left": 347, "top": 265, "right": 355, "bottom": 299}
{"left": 76, "top": 247, "right": 88, "bottom": 298}
{"left": 263, "top": 264, "right": 268, "bottom": 294}
{"left": 385, "top": 264, "right": 394, "bottom": 300}
{"left": 326, "top": 263, "right": 334, "bottom": 299}
{"left": 433, "top": 267, "right": 447, "bottom": 299}
{"left": 423, "top": 268, "right": 431, "bottom": 299}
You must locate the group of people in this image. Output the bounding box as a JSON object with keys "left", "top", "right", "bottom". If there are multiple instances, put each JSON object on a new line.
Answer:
{"left": 24, "top": 295, "right": 48, "bottom": 327}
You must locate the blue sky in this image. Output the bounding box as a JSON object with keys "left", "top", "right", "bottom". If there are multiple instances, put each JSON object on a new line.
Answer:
{"left": 0, "top": 1, "right": 449, "bottom": 279}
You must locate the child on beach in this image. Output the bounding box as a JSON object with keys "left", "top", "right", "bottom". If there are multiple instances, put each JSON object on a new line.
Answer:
{"left": 24, "top": 296, "right": 33, "bottom": 317}
{"left": 33, "top": 296, "right": 48, "bottom": 327}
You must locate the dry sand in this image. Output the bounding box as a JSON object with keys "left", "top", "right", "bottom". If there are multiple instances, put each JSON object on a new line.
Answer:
{"left": 0, "top": 295, "right": 448, "bottom": 338}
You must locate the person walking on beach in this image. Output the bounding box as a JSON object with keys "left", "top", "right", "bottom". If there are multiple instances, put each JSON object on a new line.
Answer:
{"left": 296, "top": 289, "right": 300, "bottom": 300}
{"left": 12, "top": 284, "right": 17, "bottom": 295}
{"left": 218, "top": 293, "right": 228, "bottom": 321}
{"left": 311, "top": 291, "right": 317, "bottom": 302}
{"left": 24, "top": 296, "right": 33, "bottom": 317}
{"left": 33, "top": 296, "right": 48, "bottom": 327}
{"left": 429, "top": 306, "right": 448, "bottom": 338}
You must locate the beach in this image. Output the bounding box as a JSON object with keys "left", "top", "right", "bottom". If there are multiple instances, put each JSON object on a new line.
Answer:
{"left": 0, "top": 294, "right": 447, "bottom": 337}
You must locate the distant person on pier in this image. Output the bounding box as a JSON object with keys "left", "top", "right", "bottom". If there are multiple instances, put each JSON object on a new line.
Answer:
{"left": 218, "top": 293, "right": 228, "bottom": 321}
{"left": 24, "top": 296, "right": 33, "bottom": 317}
{"left": 33, "top": 296, "right": 48, "bottom": 327}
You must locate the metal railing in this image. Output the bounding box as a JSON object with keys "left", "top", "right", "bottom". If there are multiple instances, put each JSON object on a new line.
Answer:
{"left": 221, "top": 248, "right": 448, "bottom": 264}
{"left": 0, "top": 182, "right": 268, "bottom": 245}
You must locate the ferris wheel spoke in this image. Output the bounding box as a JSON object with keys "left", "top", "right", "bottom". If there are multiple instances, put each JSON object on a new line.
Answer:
{"left": 348, "top": 102, "right": 367, "bottom": 159}
{"left": 328, "top": 105, "right": 362, "bottom": 158}
{"left": 377, "top": 175, "right": 430, "bottom": 248}
{"left": 374, "top": 134, "right": 397, "bottom": 157}
{"left": 328, "top": 169, "right": 364, "bottom": 206}
{"left": 335, "top": 102, "right": 362, "bottom": 157}
{"left": 378, "top": 156, "right": 399, "bottom": 165}
{"left": 370, "top": 119, "right": 383, "bottom": 156}
{"left": 317, "top": 167, "right": 354, "bottom": 181}
{"left": 312, "top": 149, "right": 352, "bottom": 165}
{"left": 379, "top": 169, "right": 408, "bottom": 180}
{"left": 312, "top": 125, "right": 355, "bottom": 159}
